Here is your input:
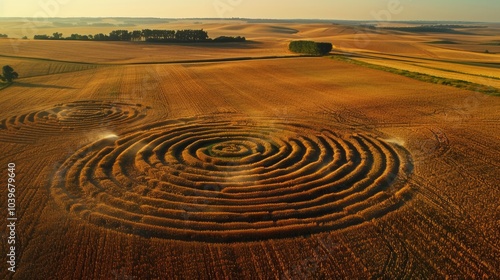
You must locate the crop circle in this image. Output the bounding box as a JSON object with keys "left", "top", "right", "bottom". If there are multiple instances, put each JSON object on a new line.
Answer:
{"left": 0, "top": 100, "right": 147, "bottom": 143}
{"left": 51, "top": 116, "right": 413, "bottom": 242}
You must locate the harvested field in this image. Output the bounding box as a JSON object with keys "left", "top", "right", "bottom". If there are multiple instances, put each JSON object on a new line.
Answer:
{"left": 0, "top": 19, "right": 499, "bottom": 279}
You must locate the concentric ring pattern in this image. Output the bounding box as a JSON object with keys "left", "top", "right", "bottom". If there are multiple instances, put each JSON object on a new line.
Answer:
{"left": 51, "top": 117, "right": 413, "bottom": 242}
{"left": 0, "top": 100, "right": 148, "bottom": 143}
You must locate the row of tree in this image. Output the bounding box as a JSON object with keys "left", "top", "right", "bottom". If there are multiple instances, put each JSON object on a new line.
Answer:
{"left": 289, "top": 41, "right": 333, "bottom": 56}
{"left": 0, "top": 34, "right": 8, "bottom": 38}
{"left": 34, "top": 29, "right": 245, "bottom": 43}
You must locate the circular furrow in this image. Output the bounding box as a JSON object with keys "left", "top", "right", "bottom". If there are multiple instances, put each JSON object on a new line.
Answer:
{"left": 0, "top": 101, "right": 148, "bottom": 143}
{"left": 51, "top": 117, "right": 413, "bottom": 242}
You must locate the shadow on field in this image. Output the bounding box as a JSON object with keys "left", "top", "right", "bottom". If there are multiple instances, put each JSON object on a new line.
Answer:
{"left": 13, "top": 82, "right": 75, "bottom": 89}
{"left": 136, "top": 41, "right": 263, "bottom": 49}
{"left": 195, "top": 41, "right": 264, "bottom": 49}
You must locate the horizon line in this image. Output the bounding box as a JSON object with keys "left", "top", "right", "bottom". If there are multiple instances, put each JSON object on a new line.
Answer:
{"left": 0, "top": 16, "right": 498, "bottom": 23}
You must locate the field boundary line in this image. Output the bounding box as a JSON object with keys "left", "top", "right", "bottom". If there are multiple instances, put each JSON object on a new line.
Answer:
{"left": 111, "top": 54, "right": 317, "bottom": 65}
{"left": 0, "top": 53, "right": 100, "bottom": 65}
{"left": 330, "top": 54, "right": 500, "bottom": 96}
{"left": 0, "top": 53, "right": 318, "bottom": 66}
{"left": 340, "top": 50, "right": 500, "bottom": 70}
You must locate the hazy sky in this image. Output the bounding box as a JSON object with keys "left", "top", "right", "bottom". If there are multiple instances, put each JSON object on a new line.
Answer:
{"left": 0, "top": 0, "right": 498, "bottom": 22}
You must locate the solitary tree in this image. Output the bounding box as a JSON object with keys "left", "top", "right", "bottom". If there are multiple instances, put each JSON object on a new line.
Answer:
{"left": 2, "top": 65, "right": 19, "bottom": 83}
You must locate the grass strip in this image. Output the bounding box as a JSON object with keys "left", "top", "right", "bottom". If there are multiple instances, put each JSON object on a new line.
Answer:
{"left": 407, "top": 63, "right": 500, "bottom": 81}
{"left": 331, "top": 55, "right": 500, "bottom": 96}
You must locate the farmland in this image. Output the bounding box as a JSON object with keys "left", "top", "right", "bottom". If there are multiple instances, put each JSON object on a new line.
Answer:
{"left": 0, "top": 19, "right": 499, "bottom": 279}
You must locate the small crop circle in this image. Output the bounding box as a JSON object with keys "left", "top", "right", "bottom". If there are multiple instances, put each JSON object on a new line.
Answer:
{"left": 0, "top": 100, "right": 147, "bottom": 143}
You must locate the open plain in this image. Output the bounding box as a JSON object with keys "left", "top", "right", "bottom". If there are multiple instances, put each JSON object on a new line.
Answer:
{"left": 0, "top": 19, "right": 499, "bottom": 279}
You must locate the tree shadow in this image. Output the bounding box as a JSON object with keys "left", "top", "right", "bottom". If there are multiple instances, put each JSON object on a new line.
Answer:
{"left": 137, "top": 40, "right": 263, "bottom": 49}
{"left": 13, "top": 82, "right": 75, "bottom": 89}
{"left": 202, "top": 40, "right": 264, "bottom": 49}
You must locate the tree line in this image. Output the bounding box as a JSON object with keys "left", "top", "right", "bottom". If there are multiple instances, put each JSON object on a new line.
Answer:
{"left": 34, "top": 29, "right": 245, "bottom": 43}
{"left": 0, "top": 34, "right": 8, "bottom": 38}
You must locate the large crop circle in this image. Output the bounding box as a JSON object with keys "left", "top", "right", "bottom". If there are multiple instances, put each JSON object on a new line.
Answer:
{"left": 51, "top": 117, "right": 413, "bottom": 242}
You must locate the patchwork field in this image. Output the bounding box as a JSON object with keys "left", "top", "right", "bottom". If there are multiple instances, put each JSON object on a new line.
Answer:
{"left": 0, "top": 19, "right": 499, "bottom": 279}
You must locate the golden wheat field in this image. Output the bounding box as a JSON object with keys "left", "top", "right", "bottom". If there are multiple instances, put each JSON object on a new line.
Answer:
{"left": 1, "top": 19, "right": 499, "bottom": 279}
